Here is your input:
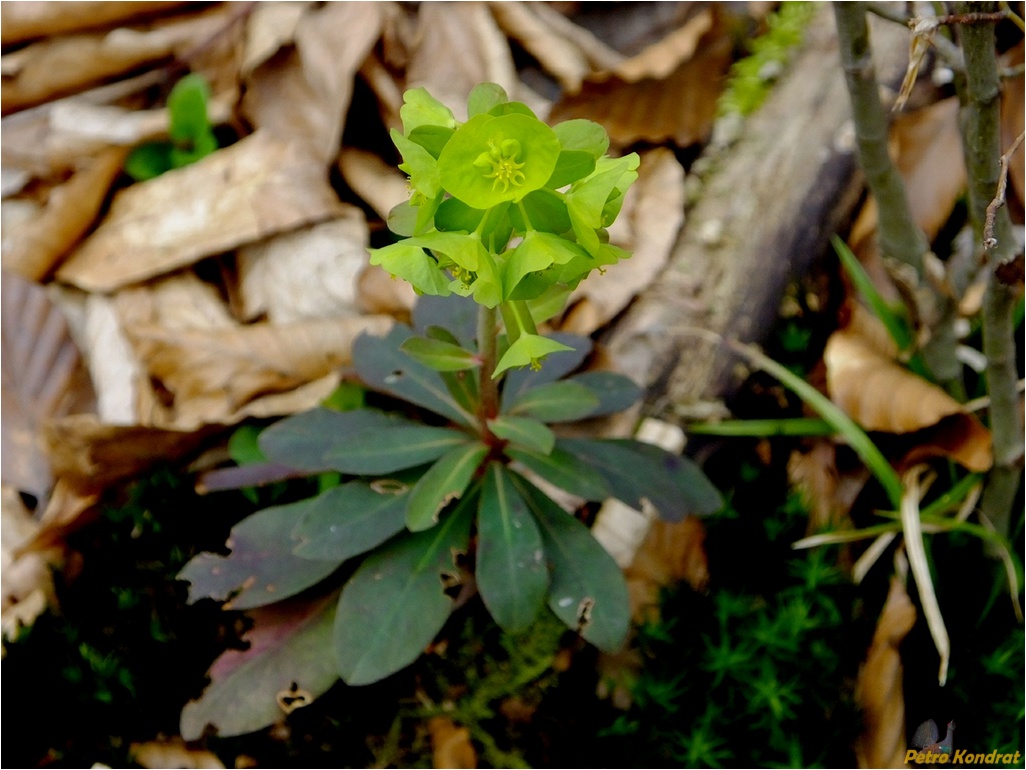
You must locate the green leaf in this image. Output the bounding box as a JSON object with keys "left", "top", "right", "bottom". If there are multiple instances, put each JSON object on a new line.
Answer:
{"left": 407, "top": 125, "right": 454, "bottom": 158}
{"left": 369, "top": 240, "right": 452, "bottom": 297}
{"left": 435, "top": 197, "right": 485, "bottom": 232}
{"left": 354, "top": 325, "right": 478, "bottom": 427}
{"left": 400, "top": 87, "right": 457, "bottom": 134}
{"left": 438, "top": 113, "right": 561, "bottom": 209}
{"left": 228, "top": 424, "right": 266, "bottom": 466}
{"left": 505, "top": 445, "right": 610, "bottom": 501}
{"left": 502, "top": 231, "right": 587, "bottom": 299}
{"left": 406, "top": 443, "right": 488, "bottom": 531}
{"left": 477, "top": 464, "right": 548, "bottom": 632}
{"left": 492, "top": 333, "right": 574, "bottom": 378}
{"left": 334, "top": 501, "right": 473, "bottom": 685}
{"left": 553, "top": 118, "right": 610, "bottom": 158}
{"left": 513, "top": 189, "right": 572, "bottom": 234}
{"left": 559, "top": 438, "right": 723, "bottom": 520}
{"left": 487, "top": 415, "right": 555, "bottom": 455}
{"left": 325, "top": 423, "right": 472, "bottom": 475}
{"left": 259, "top": 407, "right": 412, "bottom": 472}
{"left": 124, "top": 142, "right": 173, "bottom": 181}
{"left": 413, "top": 295, "right": 479, "bottom": 348}
{"left": 509, "top": 473, "right": 629, "bottom": 652}
{"left": 291, "top": 480, "right": 412, "bottom": 561}
{"left": 566, "top": 154, "right": 640, "bottom": 229}
{"left": 391, "top": 129, "right": 441, "bottom": 199}
{"left": 564, "top": 371, "right": 642, "bottom": 417}
{"left": 321, "top": 381, "right": 366, "bottom": 412}
{"left": 167, "top": 73, "right": 211, "bottom": 143}
{"left": 180, "top": 593, "right": 339, "bottom": 740}
{"left": 506, "top": 380, "right": 600, "bottom": 422}
{"left": 178, "top": 504, "right": 341, "bottom": 610}
{"left": 400, "top": 335, "right": 481, "bottom": 371}
{"left": 408, "top": 231, "right": 484, "bottom": 272}
{"left": 545, "top": 150, "right": 596, "bottom": 189}
{"left": 500, "top": 332, "right": 591, "bottom": 407}
{"left": 467, "top": 82, "right": 508, "bottom": 117}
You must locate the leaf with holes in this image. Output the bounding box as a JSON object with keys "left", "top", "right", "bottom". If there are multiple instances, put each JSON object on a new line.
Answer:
{"left": 291, "top": 480, "right": 414, "bottom": 562}
{"left": 181, "top": 592, "right": 339, "bottom": 740}
{"left": 477, "top": 464, "right": 548, "bottom": 632}
{"left": 334, "top": 500, "right": 474, "bottom": 685}
{"left": 560, "top": 438, "right": 723, "bottom": 520}
{"left": 510, "top": 472, "right": 629, "bottom": 651}
{"left": 406, "top": 443, "right": 488, "bottom": 531}
{"left": 504, "top": 445, "right": 610, "bottom": 501}
{"left": 354, "top": 325, "right": 478, "bottom": 427}
{"left": 179, "top": 505, "right": 342, "bottom": 610}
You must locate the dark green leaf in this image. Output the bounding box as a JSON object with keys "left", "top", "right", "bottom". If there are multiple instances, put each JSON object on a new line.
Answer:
{"left": 228, "top": 424, "right": 266, "bottom": 466}
{"left": 354, "top": 325, "right": 478, "bottom": 427}
{"left": 321, "top": 381, "right": 366, "bottom": 412}
{"left": 509, "top": 473, "right": 629, "bottom": 652}
{"left": 506, "top": 380, "right": 599, "bottom": 422}
{"left": 511, "top": 189, "right": 572, "bottom": 234}
{"left": 477, "top": 464, "right": 548, "bottom": 632}
{"left": 180, "top": 592, "right": 339, "bottom": 740}
{"left": 505, "top": 445, "right": 610, "bottom": 501}
{"left": 325, "top": 424, "right": 471, "bottom": 475}
{"left": 559, "top": 438, "right": 723, "bottom": 520}
{"left": 564, "top": 371, "right": 642, "bottom": 417}
{"left": 334, "top": 501, "right": 473, "bottom": 684}
{"left": 259, "top": 407, "right": 408, "bottom": 472}
{"left": 412, "top": 294, "right": 479, "bottom": 348}
{"left": 487, "top": 415, "right": 555, "bottom": 455}
{"left": 178, "top": 504, "right": 341, "bottom": 610}
{"left": 406, "top": 443, "right": 488, "bottom": 531}
{"left": 291, "top": 481, "right": 412, "bottom": 561}
{"left": 400, "top": 335, "right": 481, "bottom": 371}
{"left": 124, "top": 142, "right": 173, "bottom": 182}
{"left": 435, "top": 197, "right": 485, "bottom": 232}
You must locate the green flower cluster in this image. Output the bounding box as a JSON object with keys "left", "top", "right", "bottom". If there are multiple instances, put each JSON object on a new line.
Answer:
{"left": 370, "top": 84, "right": 638, "bottom": 374}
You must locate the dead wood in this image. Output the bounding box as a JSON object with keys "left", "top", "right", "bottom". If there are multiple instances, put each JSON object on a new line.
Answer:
{"left": 603, "top": 8, "right": 911, "bottom": 412}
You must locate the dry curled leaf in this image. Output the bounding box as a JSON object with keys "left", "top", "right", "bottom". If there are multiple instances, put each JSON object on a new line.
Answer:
{"left": 1, "top": 486, "right": 60, "bottom": 643}
{"left": 56, "top": 131, "right": 346, "bottom": 292}
{"left": 243, "top": 3, "right": 383, "bottom": 164}
{"left": 355, "top": 265, "right": 418, "bottom": 319}
{"left": 1, "top": 272, "right": 95, "bottom": 501}
{"left": 235, "top": 209, "right": 370, "bottom": 324}
{"left": 2, "top": 147, "right": 127, "bottom": 281}
{"left": 337, "top": 148, "right": 410, "bottom": 222}
{"left": 0, "top": 1, "right": 186, "bottom": 45}
{"left": 824, "top": 306, "right": 992, "bottom": 471}
{"left": 130, "top": 738, "right": 224, "bottom": 769}
{"left": 126, "top": 315, "right": 393, "bottom": 429}
{"left": 428, "top": 717, "right": 477, "bottom": 770}
{"left": 855, "top": 574, "right": 916, "bottom": 769}
{"left": 489, "top": 2, "right": 592, "bottom": 92}
{"left": 551, "top": 9, "right": 731, "bottom": 147}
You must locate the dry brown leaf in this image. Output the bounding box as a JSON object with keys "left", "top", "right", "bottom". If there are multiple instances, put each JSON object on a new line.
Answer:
{"left": 44, "top": 414, "right": 216, "bottom": 490}
{"left": 235, "top": 209, "right": 369, "bottom": 323}
{"left": 405, "top": 3, "right": 518, "bottom": 120}
{"left": 1001, "top": 41, "right": 1024, "bottom": 215}
{"left": 1, "top": 8, "right": 229, "bottom": 112}
{"left": 242, "top": 3, "right": 384, "bottom": 165}
{"left": 508, "top": 2, "right": 624, "bottom": 72}
{"left": 337, "top": 148, "right": 410, "bottom": 222}
{"left": 855, "top": 575, "right": 916, "bottom": 769}
{"left": 355, "top": 265, "right": 418, "bottom": 319}
{"left": 126, "top": 315, "right": 393, "bottom": 429}
{"left": 1, "top": 485, "right": 60, "bottom": 643}
{"left": 625, "top": 517, "right": 709, "bottom": 622}
{"left": 787, "top": 440, "right": 843, "bottom": 535}
{"left": 599, "top": 8, "right": 714, "bottom": 83}
{"left": 115, "top": 272, "right": 235, "bottom": 333}
{"left": 824, "top": 307, "right": 992, "bottom": 471}
{"left": 2, "top": 147, "right": 127, "bottom": 281}
{"left": 428, "top": 717, "right": 477, "bottom": 770}
{"left": 550, "top": 12, "right": 731, "bottom": 147}
{"left": 0, "top": 1, "right": 186, "bottom": 45}
{"left": 489, "top": 2, "right": 592, "bottom": 92}
{"left": 131, "top": 738, "right": 224, "bottom": 770}
{"left": 241, "top": 2, "right": 309, "bottom": 76}
{"left": 55, "top": 131, "right": 346, "bottom": 292}
{"left": 562, "top": 148, "right": 685, "bottom": 335}
{"left": 1, "top": 272, "right": 95, "bottom": 501}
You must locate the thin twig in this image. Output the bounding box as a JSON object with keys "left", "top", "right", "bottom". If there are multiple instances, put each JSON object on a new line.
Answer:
{"left": 984, "top": 129, "right": 1026, "bottom": 250}
{"left": 935, "top": 11, "right": 1009, "bottom": 24}
{"left": 962, "top": 377, "right": 1026, "bottom": 412}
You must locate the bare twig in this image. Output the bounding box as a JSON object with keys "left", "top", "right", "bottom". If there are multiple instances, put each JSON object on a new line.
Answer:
{"left": 983, "top": 129, "right": 1025, "bottom": 250}
{"left": 935, "top": 10, "right": 1009, "bottom": 24}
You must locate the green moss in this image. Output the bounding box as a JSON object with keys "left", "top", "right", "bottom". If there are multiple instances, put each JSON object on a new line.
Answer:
{"left": 718, "top": 2, "right": 819, "bottom": 118}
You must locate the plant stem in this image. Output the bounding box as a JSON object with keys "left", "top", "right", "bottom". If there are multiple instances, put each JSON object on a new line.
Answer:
{"left": 833, "top": 2, "right": 930, "bottom": 274}
{"left": 477, "top": 304, "right": 500, "bottom": 426}
{"left": 957, "top": 1, "right": 1025, "bottom": 542}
